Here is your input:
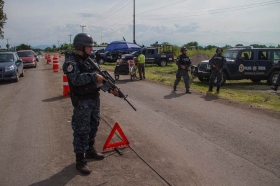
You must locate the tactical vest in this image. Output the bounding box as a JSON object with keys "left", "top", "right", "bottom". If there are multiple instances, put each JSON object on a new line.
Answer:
{"left": 68, "top": 54, "right": 101, "bottom": 98}
{"left": 177, "top": 54, "right": 191, "bottom": 68}
{"left": 212, "top": 55, "right": 224, "bottom": 69}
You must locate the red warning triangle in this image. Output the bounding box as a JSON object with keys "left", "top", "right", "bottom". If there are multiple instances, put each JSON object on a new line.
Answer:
{"left": 103, "top": 122, "right": 130, "bottom": 151}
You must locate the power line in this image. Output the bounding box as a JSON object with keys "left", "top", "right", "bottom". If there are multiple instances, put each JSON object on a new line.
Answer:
{"left": 144, "top": 0, "right": 280, "bottom": 20}
{"left": 92, "top": 0, "right": 279, "bottom": 43}
{"left": 103, "top": 0, "right": 187, "bottom": 28}
{"left": 87, "top": 0, "right": 130, "bottom": 25}
{"left": 93, "top": 1, "right": 133, "bottom": 24}
{"left": 137, "top": 0, "right": 187, "bottom": 15}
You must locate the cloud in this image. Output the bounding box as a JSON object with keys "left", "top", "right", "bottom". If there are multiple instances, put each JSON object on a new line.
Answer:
{"left": 1, "top": 0, "right": 279, "bottom": 48}
{"left": 77, "top": 13, "right": 95, "bottom": 18}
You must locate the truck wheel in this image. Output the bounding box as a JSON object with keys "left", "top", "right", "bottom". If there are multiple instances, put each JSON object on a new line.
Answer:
{"left": 158, "top": 60, "right": 167, "bottom": 67}
{"left": 99, "top": 58, "right": 105, "bottom": 65}
{"left": 268, "top": 71, "right": 279, "bottom": 85}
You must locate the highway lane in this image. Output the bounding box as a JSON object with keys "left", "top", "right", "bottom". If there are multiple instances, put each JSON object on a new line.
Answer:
{"left": 0, "top": 56, "right": 279, "bottom": 186}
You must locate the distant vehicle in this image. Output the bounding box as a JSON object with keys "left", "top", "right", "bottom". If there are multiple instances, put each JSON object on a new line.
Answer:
{"left": 194, "top": 46, "right": 280, "bottom": 85}
{"left": 121, "top": 45, "right": 174, "bottom": 66}
{"left": 93, "top": 41, "right": 142, "bottom": 64}
{"left": 0, "top": 52, "right": 24, "bottom": 82}
{"left": 104, "top": 41, "right": 141, "bottom": 52}
{"left": 17, "top": 50, "right": 38, "bottom": 68}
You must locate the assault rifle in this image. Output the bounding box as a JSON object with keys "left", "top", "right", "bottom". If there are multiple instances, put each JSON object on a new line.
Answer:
{"left": 86, "top": 57, "right": 137, "bottom": 111}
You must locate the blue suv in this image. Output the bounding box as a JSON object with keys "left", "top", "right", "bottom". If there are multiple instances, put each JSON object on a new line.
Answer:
{"left": 194, "top": 46, "right": 280, "bottom": 85}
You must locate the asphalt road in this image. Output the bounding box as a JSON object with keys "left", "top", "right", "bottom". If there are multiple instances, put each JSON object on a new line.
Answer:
{"left": 0, "top": 56, "right": 279, "bottom": 186}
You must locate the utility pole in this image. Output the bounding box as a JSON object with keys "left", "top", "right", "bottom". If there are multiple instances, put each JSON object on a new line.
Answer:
{"left": 68, "top": 34, "right": 72, "bottom": 45}
{"left": 133, "top": 0, "right": 136, "bottom": 44}
{"left": 6, "top": 38, "right": 10, "bottom": 50}
{"left": 101, "top": 29, "right": 102, "bottom": 44}
{"left": 80, "top": 25, "right": 86, "bottom": 33}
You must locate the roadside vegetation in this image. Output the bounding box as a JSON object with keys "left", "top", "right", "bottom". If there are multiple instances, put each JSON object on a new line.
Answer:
{"left": 100, "top": 61, "right": 280, "bottom": 112}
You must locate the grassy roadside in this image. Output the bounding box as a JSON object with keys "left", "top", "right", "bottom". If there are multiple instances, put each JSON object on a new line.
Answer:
{"left": 100, "top": 62, "right": 280, "bottom": 112}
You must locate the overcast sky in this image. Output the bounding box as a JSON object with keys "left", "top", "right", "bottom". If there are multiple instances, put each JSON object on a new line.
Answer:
{"left": 1, "top": 0, "right": 280, "bottom": 48}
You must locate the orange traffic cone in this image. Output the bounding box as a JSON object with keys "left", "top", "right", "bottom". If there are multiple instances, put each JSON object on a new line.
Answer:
{"left": 53, "top": 55, "right": 59, "bottom": 72}
{"left": 47, "top": 54, "right": 51, "bottom": 64}
{"left": 63, "top": 74, "right": 70, "bottom": 97}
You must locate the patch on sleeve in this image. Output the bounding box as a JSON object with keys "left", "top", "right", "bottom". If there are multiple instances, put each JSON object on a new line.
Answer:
{"left": 67, "top": 64, "right": 74, "bottom": 72}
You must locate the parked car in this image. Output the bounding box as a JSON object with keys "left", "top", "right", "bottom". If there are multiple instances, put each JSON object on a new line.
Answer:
{"left": 121, "top": 46, "right": 174, "bottom": 66}
{"left": 17, "top": 50, "right": 38, "bottom": 68}
{"left": 93, "top": 41, "right": 142, "bottom": 64}
{"left": 0, "top": 52, "right": 24, "bottom": 82}
{"left": 194, "top": 46, "right": 280, "bottom": 85}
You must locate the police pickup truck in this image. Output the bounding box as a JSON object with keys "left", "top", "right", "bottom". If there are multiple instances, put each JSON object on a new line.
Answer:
{"left": 121, "top": 47, "right": 174, "bottom": 66}
{"left": 194, "top": 46, "right": 280, "bottom": 85}
{"left": 94, "top": 51, "right": 128, "bottom": 65}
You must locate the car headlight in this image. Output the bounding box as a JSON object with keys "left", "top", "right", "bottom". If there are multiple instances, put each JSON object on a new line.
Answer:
{"left": 5, "top": 65, "right": 15, "bottom": 71}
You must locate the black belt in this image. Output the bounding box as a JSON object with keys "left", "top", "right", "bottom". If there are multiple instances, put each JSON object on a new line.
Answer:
{"left": 76, "top": 92, "right": 100, "bottom": 100}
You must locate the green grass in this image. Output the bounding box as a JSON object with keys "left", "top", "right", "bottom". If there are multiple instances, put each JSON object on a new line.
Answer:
{"left": 100, "top": 62, "right": 280, "bottom": 112}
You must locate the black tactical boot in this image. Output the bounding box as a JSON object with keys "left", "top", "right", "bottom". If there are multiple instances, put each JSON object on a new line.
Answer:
{"left": 271, "top": 85, "right": 278, "bottom": 91}
{"left": 173, "top": 85, "right": 177, "bottom": 91}
{"left": 85, "top": 141, "right": 105, "bottom": 160}
{"left": 216, "top": 86, "right": 220, "bottom": 93}
{"left": 76, "top": 153, "right": 91, "bottom": 174}
{"left": 185, "top": 89, "right": 192, "bottom": 94}
{"left": 208, "top": 86, "right": 213, "bottom": 92}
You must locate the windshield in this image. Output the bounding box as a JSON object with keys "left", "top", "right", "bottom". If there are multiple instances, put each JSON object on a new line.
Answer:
{"left": 224, "top": 51, "right": 238, "bottom": 59}
{"left": 17, "top": 51, "right": 34, "bottom": 57}
{"left": 0, "top": 54, "right": 14, "bottom": 63}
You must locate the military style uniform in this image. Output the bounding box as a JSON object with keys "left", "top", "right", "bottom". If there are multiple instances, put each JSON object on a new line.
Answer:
{"left": 174, "top": 52, "right": 192, "bottom": 93}
{"left": 208, "top": 49, "right": 227, "bottom": 93}
{"left": 271, "top": 72, "right": 280, "bottom": 91}
{"left": 208, "top": 47, "right": 226, "bottom": 93}
{"left": 63, "top": 52, "right": 102, "bottom": 154}
{"left": 63, "top": 33, "right": 105, "bottom": 175}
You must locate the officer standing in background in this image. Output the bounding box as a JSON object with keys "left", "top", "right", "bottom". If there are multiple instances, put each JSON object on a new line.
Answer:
{"left": 137, "top": 50, "right": 145, "bottom": 80}
{"left": 95, "top": 50, "right": 101, "bottom": 64}
{"left": 271, "top": 73, "right": 280, "bottom": 91}
{"left": 173, "top": 47, "right": 192, "bottom": 94}
{"left": 208, "top": 47, "right": 227, "bottom": 93}
{"left": 62, "top": 33, "right": 119, "bottom": 175}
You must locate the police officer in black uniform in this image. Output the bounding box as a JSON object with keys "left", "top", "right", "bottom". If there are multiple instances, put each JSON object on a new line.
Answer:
{"left": 208, "top": 47, "right": 226, "bottom": 93}
{"left": 271, "top": 73, "right": 280, "bottom": 91}
{"left": 62, "top": 33, "right": 118, "bottom": 174}
{"left": 173, "top": 47, "right": 192, "bottom": 94}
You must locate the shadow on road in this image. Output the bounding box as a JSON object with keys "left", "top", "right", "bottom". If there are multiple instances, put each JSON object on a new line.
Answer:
{"left": 42, "top": 96, "right": 68, "bottom": 102}
{"left": 164, "top": 91, "right": 186, "bottom": 99}
{"left": 201, "top": 92, "right": 220, "bottom": 101}
{"left": 29, "top": 163, "right": 83, "bottom": 186}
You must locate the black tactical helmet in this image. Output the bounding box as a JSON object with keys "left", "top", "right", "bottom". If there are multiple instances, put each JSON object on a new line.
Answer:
{"left": 216, "top": 47, "right": 223, "bottom": 53}
{"left": 73, "top": 33, "right": 94, "bottom": 50}
{"left": 180, "top": 47, "right": 187, "bottom": 52}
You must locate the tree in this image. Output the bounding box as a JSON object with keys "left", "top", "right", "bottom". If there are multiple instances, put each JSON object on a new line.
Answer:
{"left": 0, "top": 0, "right": 7, "bottom": 39}
{"left": 204, "top": 45, "right": 217, "bottom": 50}
{"left": 223, "top": 44, "right": 232, "bottom": 49}
{"left": 16, "top": 44, "right": 31, "bottom": 51}
{"left": 250, "top": 44, "right": 267, "bottom": 48}
{"left": 184, "top": 41, "right": 198, "bottom": 47}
